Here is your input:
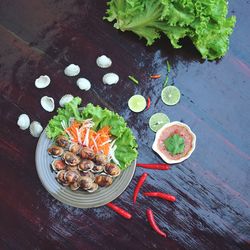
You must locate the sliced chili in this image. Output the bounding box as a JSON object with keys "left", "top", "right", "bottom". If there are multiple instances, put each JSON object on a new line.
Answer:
{"left": 146, "top": 208, "right": 167, "bottom": 238}
{"left": 133, "top": 173, "right": 148, "bottom": 204}
{"left": 106, "top": 202, "right": 132, "bottom": 219}
{"left": 144, "top": 192, "right": 176, "bottom": 202}
{"left": 150, "top": 74, "right": 161, "bottom": 79}
{"left": 146, "top": 97, "right": 151, "bottom": 110}
{"left": 136, "top": 163, "right": 170, "bottom": 170}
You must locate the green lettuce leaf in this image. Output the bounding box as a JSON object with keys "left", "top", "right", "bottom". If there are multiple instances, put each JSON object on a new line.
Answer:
{"left": 46, "top": 97, "right": 82, "bottom": 139}
{"left": 105, "top": 0, "right": 236, "bottom": 60}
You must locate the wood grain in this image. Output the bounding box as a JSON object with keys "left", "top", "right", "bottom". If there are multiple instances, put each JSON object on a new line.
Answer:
{"left": 0, "top": 1, "right": 249, "bottom": 249}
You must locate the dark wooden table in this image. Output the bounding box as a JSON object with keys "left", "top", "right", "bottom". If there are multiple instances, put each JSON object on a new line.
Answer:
{"left": 0, "top": 1, "right": 249, "bottom": 249}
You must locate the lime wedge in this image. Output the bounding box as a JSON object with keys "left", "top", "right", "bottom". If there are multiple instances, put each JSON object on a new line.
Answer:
{"left": 128, "top": 95, "right": 147, "bottom": 113}
{"left": 149, "top": 113, "right": 170, "bottom": 132}
{"left": 161, "top": 86, "right": 181, "bottom": 106}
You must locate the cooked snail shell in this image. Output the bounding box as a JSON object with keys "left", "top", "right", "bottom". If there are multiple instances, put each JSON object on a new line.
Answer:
{"left": 80, "top": 171, "right": 95, "bottom": 181}
{"left": 48, "top": 145, "right": 64, "bottom": 157}
{"left": 56, "top": 135, "right": 69, "bottom": 148}
{"left": 94, "top": 153, "right": 108, "bottom": 165}
{"left": 95, "top": 175, "right": 113, "bottom": 187}
{"left": 69, "top": 143, "right": 82, "bottom": 154}
{"left": 64, "top": 170, "right": 79, "bottom": 184}
{"left": 56, "top": 170, "right": 68, "bottom": 186}
{"left": 79, "top": 176, "right": 94, "bottom": 190}
{"left": 63, "top": 151, "right": 80, "bottom": 166}
{"left": 87, "top": 183, "right": 98, "bottom": 193}
{"left": 91, "top": 165, "right": 104, "bottom": 173}
{"left": 70, "top": 181, "right": 80, "bottom": 191}
{"left": 104, "top": 163, "right": 121, "bottom": 177}
{"left": 51, "top": 159, "right": 66, "bottom": 172}
{"left": 78, "top": 160, "right": 94, "bottom": 172}
{"left": 80, "top": 147, "right": 95, "bottom": 160}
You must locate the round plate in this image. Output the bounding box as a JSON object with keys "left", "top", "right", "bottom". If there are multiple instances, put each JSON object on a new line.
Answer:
{"left": 35, "top": 129, "right": 136, "bottom": 208}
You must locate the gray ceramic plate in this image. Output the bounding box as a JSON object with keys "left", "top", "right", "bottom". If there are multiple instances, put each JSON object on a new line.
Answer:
{"left": 35, "top": 129, "right": 136, "bottom": 208}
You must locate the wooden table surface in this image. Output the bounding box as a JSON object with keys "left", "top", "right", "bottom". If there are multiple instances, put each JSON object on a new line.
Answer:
{"left": 0, "top": 1, "right": 249, "bottom": 249}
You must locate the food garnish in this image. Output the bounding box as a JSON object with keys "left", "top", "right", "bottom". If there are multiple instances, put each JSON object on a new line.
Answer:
{"left": 96, "top": 55, "right": 112, "bottom": 68}
{"left": 136, "top": 163, "right": 170, "bottom": 170}
{"left": 128, "top": 75, "right": 139, "bottom": 85}
{"left": 64, "top": 64, "right": 80, "bottom": 76}
{"left": 146, "top": 97, "right": 151, "bottom": 110}
{"left": 59, "top": 94, "right": 74, "bottom": 107}
{"left": 128, "top": 94, "right": 146, "bottom": 113}
{"left": 30, "top": 121, "right": 43, "bottom": 137}
{"left": 102, "top": 72, "right": 119, "bottom": 85}
{"left": 106, "top": 202, "right": 132, "bottom": 219}
{"left": 163, "top": 61, "right": 171, "bottom": 88}
{"left": 17, "top": 114, "right": 30, "bottom": 130}
{"left": 35, "top": 75, "right": 51, "bottom": 89}
{"left": 133, "top": 173, "right": 148, "bottom": 204}
{"left": 105, "top": 0, "right": 236, "bottom": 60}
{"left": 164, "top": 134, "right": 185, "bottom": 155}
{"left": 146, "top": 208, "right": 167, "bottom": 238}
{"left": 40, "top": 96, "right": 55, "bottom": 112}
{"left": 149, "top": 113, "right": 170, "bottom": 132}
{"left": 144, "top": 192, "right": 176, "bottom": 202}
{"left": 76, "top": 78, "right": 91, "bottom": 91}
{"left": 150, "top": 74, "right": 161, "bottom": 79}
{"left": 161, "top": 86, "right": 181, "bottom": 106}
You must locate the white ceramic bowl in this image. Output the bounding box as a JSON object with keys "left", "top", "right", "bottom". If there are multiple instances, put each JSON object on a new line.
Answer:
{"left": 152, "top": 121, "right": 196, "bottom": 164}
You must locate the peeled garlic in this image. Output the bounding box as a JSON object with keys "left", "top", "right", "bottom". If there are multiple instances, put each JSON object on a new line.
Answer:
{"left": 41, "top": 96, "right": 55, "bottom": 112}
{"left": 35, "top": 75, "right": 51, "bottom": 88}
{"left": 96, "top": 55, "right": 112, "bottom": 68}
{"left": 103, "top": 73, "right": 119, "bottom": 85}
{"left": 17, "top": 114, "right": 30, "bottom": 130}
{"left": 76, "top": 78, "right": 91, "bottom": 91}
{"left": 30, "top": 121, "right": 43, "bottom": 137}
{"left": 59, "top": 94, "right": 74, "bottom": 107}
{"left": 64, "top": 64, "right": 80, "bottom": 76}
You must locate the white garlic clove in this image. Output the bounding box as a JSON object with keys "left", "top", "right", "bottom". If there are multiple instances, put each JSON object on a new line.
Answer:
{"left": 41, "top": 96, "right": 55, "bottom": 112}
{"left": 35, "top": 75, "right": 51, "bottom": 88}
{"left": 17, "top": 114, "right": 30, "bottom": 130}
{"left": 102, "top": 73, "right": 119, "bottom": 85}
{"left": 64, "top": 64, "right": 80, "bottom": 76}
{"left": 30, "top": 121, "right": 43, "bottom": 137}
{"left": 59, "top": 94, "right": 74, "bottom": 107}
{"left": 96, "top": 55, "right": 112, "bottom": 68}
{"left": 76, "top": 78, "right": 91, "bottom": 91}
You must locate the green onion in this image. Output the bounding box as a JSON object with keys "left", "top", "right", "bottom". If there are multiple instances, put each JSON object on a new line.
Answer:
{"left": 128, "top": 75, "right": 139, "bottom": 84}
{"left": 163, "top": 76, "right": 168, "bottom": 88}
{"left": 167, "top": 61, "right": 171, "bottom": 73}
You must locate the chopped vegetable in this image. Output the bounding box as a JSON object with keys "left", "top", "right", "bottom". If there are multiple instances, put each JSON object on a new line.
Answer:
{"left": 146, "top": 97, "right": 151, "bottom": 110}
{"left": 133, "top": 173, "right": 148, "bottom": 204}
{"left": 150, "top": 74, "right": 161, "bottom": 79}
{"left": 167, "top": 61, "right": 171, "bottom": 74}
{"left": 136, "top": 163, "right": 170, "bottom": 170}
{"left": 106, "top": 202, "right": 132, "bottom": 219}
{"left": 146, "top": 208, "right": 167, "bottom": 238}
{"left": 105, "top": 0, "right": 236, "bottom": 60}
{"left": 144, "top": 192, "right": 176, "bottom": 202}
{"left": 164, "top": 134, "right": 185, "bottom": 155}
{"left": 128, "top": 75, "right": 139, "bottom": 84}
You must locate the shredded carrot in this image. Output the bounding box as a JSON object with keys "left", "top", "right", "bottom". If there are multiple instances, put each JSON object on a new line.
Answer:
{"left": 65, "top": 121, "right": 111, "bottom": 155}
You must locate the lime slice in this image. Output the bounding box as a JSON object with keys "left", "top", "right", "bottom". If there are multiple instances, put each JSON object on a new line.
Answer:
{"left": 161, "top": 86, "right": 181, "bottom": 106}
{"left": 128, "top": 95, "right": 147, "bottom": 112}
{"left": 149, "top": 113, "right": 170, "bottom": 132}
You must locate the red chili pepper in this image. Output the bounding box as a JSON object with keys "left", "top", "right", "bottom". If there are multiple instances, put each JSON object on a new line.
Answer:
{"left": 150, "top": 74, "right": 161, "bottom": 79}
{"left": 106, "top": 202, "right": 132, "bottom": 219}
{"left": 144, "top": 192, "right": 176, "bottom": 202}
{"left": 146, "top": 97, "right": 151, "bottom": 110}
{"left": 136, "top": 163, "right": 170, "bottom": 170}
{"left": 146, "top": 208, "right": 167, "bottom": 238}
{"left": 133, "top": 173, "right": 148, "bottom": 204}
